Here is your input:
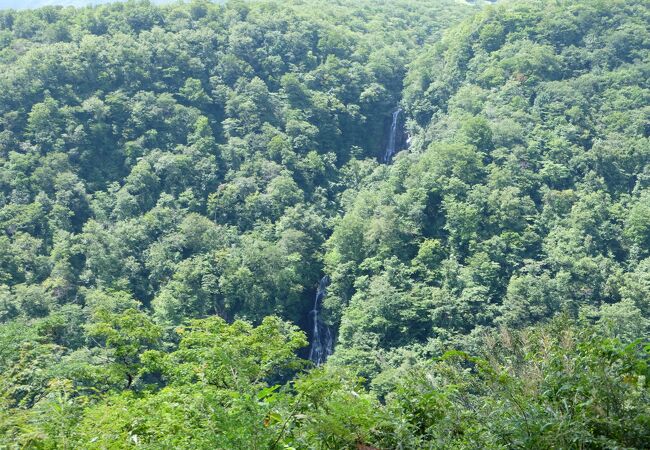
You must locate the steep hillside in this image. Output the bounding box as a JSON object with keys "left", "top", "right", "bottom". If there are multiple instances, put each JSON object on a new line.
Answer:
{"left": 325, "top": 0, "right": 650, "bottom": 378}
{"left": 0, "top": 0, "right": 648, "bottom": 448}
{"left": 0, "top": 0, "right": 472, "bottom": 328}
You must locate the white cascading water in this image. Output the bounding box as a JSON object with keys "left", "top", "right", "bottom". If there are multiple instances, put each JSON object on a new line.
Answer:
{"left": 308, "top": 275, "right": 332, "bottom": 366}
{"left": 383, "top": 108, "right": 402, "bottom": 163}
{"left": 308, "top": 110, "right": 401, "bottom": 365}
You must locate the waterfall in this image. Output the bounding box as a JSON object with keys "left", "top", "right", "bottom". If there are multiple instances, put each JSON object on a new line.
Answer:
{"left": 383, "top": 108, "right": 402, "bottom": 163}
{"left": 308, "top": 275, "right": 332, "bottom": 366}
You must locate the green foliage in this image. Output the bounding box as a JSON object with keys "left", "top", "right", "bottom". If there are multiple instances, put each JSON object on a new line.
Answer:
{"left": 325, "top": 0, "right": 650, "bottom": 380}
{"left": 67, "top": 315, "right": 307, "bottom": 449}
{"left": 145, "top": 315, "right": 307, "bottom": 388}
{"left": 0, "top": 0, "right": 649, "bottom": 447}
{"left": 384, "top": 320, "right": 650, "bottom": 448}
{"left": 86, "top": 308, "right": 163, "bottom": 389}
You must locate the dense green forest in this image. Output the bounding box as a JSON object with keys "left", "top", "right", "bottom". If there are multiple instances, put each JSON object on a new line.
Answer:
{"left": 0, "top": 0, "right": 648, "bottom": 448}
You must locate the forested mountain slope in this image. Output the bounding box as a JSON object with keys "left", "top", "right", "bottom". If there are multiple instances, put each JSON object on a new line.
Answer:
{"left": 0, "top": 0, "right": 471, "bottom": 327}
{"left": 0, "top": 0, "right": 648, "bottom": 448}
{"left": 326, "top": 0, "right": 650, "bottom": 378}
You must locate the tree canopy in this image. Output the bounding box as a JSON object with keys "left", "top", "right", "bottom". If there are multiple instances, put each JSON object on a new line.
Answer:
{"left": 0, "top": 0, "right": 648, "bottom": 448}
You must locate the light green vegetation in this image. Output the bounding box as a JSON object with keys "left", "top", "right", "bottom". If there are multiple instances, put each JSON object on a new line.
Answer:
{"left": 0, "top": 0, "right": 648, "bottom": 448}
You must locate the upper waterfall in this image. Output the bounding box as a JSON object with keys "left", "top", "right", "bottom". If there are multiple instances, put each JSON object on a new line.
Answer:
{"left": 383, "top": 108, "right": 402, "bottom": 163}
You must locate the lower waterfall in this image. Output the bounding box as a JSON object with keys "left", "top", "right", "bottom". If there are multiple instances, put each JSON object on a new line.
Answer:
{"left": 308, "top": 275, "right": 332, "bottom": 366}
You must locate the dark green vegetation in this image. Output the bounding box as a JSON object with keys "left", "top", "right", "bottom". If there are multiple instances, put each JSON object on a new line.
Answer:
{"left": 0, "top": 0, "right": 649, "bottom": 448}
